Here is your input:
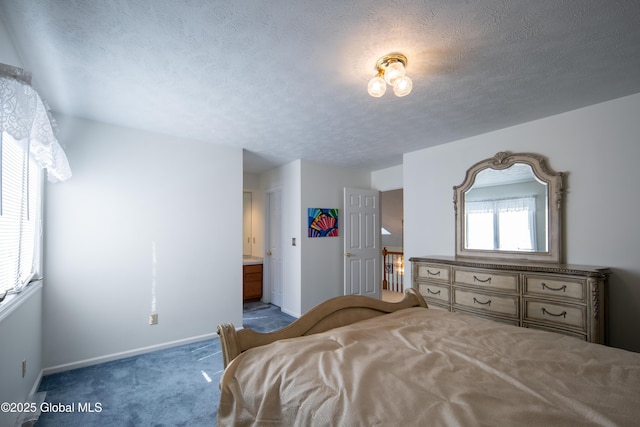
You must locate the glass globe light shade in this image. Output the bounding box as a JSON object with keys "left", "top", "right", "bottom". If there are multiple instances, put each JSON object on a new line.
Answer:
{"left": 367, "top": 76, "right": 387, "bottom": 97}
{"left": 393, "top": 76, "right": 413, "bottom": 97}
{"left": 383, "top": 61, "right": 405, "bottom": 86}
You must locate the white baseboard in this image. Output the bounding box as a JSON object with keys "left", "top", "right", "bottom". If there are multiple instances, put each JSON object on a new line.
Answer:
{"left": 280, "top": 307, "right": 300, "bottom": 318}
{"left": 42, "top": 332, "right": 218, "bottom": 376}
{"left": 29, "top": 369, "right": 44, "bottom": 397}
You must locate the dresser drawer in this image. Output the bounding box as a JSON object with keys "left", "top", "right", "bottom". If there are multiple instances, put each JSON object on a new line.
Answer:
{"left": 454, "top": 268, "right": 518, "bottom": 292}
{"left": 454, "top": 308, "right": 520, "bottom": 326}
{"left": 245, "top": 271, "right": 263, "bottom": 282}
{"left": 523, "top": 300, "right": 586, "bottom": 331}
{"left": 523, "top": 275, "right": 586, "bottom": 302}
{"left": 523, "top": 323, "right": 586, "bottom": 340}
{"left": 244, "top": 264, "right": 263, "bottom": 275}
{"left": 453, "top": 288, "right": 519, "bottom": 318}
{"left": 418, "top": 282, "right": 450, "bottom": 304}
{"left": 416, "top": 264, "right": 450, "bottom": 282}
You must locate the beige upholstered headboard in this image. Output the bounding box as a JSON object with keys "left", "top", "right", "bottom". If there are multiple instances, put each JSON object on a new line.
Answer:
{"left": 217, "top": 288, "right": 428, "bottom": 368}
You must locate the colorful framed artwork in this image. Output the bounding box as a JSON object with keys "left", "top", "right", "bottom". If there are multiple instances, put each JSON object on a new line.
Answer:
{"left": 308, "top": 208, "right": 339, "bottom": 237}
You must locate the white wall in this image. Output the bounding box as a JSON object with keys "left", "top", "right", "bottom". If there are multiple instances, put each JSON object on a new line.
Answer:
{"left": 404, "top": 92, "right": 640, "bottom": 352}
{"left": 300, "top": 161, "right": 371, "bottom": 312}
{"left": 0, "top": 17, "right": 45, "bottom": 427}
{"left": 0, "top": 16, "right": 22, "bottom": 66}
{"left": 371, "top": 164, "right": 403, "bottom": 192}
{"left": 243, "top": 172, "right": 259, "bottom": 190}
{"left": 0, "top": 285, "right": 43, "bottom": 427}
{"left": 43, "top": 116, "right": 243, "bottom": 370}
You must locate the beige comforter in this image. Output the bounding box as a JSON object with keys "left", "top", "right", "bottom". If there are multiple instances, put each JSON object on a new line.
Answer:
{"left": 218, "top": 308, "right": 640, "bottom": 426}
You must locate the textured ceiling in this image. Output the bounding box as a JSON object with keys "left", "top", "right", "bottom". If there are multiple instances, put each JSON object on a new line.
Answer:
{"left": 1, "top": 0, "right": 640, "bottom": 173}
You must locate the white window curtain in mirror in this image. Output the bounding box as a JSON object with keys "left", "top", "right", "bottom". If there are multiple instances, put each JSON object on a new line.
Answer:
{"left": 0, "top": 65, "right": 72, "bottom": 183}
{"left": 495, "top": 197, "right": 537, "bottom": 251}
{"left": 466, "top": 197, "right": 537, "bottom": 251}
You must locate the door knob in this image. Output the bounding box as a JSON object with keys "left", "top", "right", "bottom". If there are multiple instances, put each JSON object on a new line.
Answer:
{"left": 266, "top": 251, "right": 272, "bottom": 256}
{"left": 345, "top": 253, "right": 352, "bottom": 257}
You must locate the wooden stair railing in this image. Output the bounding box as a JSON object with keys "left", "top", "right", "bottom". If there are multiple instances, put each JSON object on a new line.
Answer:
{"left": 382, "top": 247, "right": 404, "bottom": 292}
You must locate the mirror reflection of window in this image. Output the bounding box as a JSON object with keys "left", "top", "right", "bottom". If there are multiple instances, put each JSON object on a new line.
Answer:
{"left": 466, "top": 197, "right": 537, "bottom": 251}
{"left": 464, "top": 163, "right": 548, "bottom": 253}
{"left": 498, "top": 202, "right": 536, "bottom": 251}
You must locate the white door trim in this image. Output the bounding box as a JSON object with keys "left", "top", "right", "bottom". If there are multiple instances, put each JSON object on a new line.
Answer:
{"left": 264, "top": 188, "right": 283, "bottom": 307}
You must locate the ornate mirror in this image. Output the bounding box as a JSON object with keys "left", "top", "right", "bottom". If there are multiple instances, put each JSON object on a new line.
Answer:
{"left": 454, "top": 152, "right": 564, "bottom": 263}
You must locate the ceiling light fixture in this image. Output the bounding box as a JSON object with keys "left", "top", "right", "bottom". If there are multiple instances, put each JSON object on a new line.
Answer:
{"left": 367, "top": 53, "right": 413, "bottom": 98}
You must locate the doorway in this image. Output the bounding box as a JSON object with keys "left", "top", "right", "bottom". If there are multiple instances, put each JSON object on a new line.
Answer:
{"left": 381, "top": 189, "right": 404, "bottom": 302}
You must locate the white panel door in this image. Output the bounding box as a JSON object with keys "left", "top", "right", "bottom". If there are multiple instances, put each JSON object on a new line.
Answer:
{"left": 344, "top": 188, "right": 380, "bottom": 298}
{"left": 266, "top": 189, "right": 283, "bottom": 307}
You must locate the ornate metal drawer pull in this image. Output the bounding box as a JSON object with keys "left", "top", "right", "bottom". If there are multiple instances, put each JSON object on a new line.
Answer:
{"left": 473, "top": 297, "right": 491, "bottom": 306}
{"left": 427, "top": 270, "right": 441, "bottom": 276}
{"left": 541, "top": 283, "right": 567, "bottom": 292}
{"left": 541, "top": 308, "right": 567, "bottom": 318}
{"left": 473, "top": 275, "right": 492, "bottom": 284}
{"left": 427, "top": 289, "right": 441, "bottom": 295}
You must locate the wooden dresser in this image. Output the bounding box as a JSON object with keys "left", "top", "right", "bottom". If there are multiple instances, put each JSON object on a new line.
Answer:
{"left": 410, "top": 256, "right": 610, "bottom": 344}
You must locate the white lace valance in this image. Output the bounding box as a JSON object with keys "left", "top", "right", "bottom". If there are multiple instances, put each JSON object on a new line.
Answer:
{"left": 0, "top": 66, "right": 71, "bottom": 182}
{"left": 466, "top": 196, "right": 536, "bottom": 214}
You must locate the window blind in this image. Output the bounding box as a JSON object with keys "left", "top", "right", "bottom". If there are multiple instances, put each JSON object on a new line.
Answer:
{"left": 0, "top": 132, "right": 40, "bottom": 295}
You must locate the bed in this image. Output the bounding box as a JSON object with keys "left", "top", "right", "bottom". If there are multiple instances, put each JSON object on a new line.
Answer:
{"left": 216, "top": 289, "right": 640, "bottom": 426}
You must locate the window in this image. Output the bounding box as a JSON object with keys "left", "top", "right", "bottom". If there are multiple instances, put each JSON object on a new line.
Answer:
{"left": 0, "top": 132, "right": 42, "bottom": 298}
{"left": 465, "top": 197, "right": 537, "bottom": 251}
{"left": 0, "top": 69, "right": 71, "bottom": 303}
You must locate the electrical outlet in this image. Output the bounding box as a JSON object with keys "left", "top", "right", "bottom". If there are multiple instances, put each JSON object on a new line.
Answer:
{"left": 149, "top": 313, "right": 158, "bottom": 325}
{"left": 22, "top": 359, "right": 26, "bottom": 378}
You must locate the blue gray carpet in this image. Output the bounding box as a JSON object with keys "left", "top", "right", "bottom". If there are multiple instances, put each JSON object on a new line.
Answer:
{"left": 35, "top": 304, "right": 295, "bottom": 426}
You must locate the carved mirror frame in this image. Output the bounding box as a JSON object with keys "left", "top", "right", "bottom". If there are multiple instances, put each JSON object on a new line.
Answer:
{"left": 454, "top": 152, "right": 564, "bottom": 264}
